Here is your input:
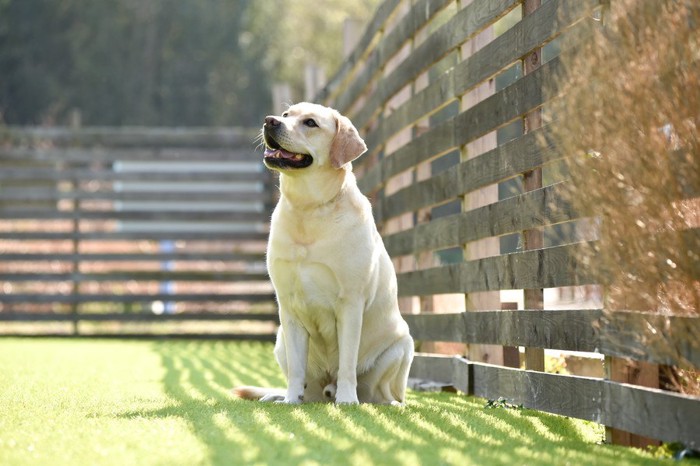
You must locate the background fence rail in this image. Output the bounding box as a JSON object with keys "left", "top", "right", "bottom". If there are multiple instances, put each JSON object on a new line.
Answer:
{"left": 0, "top": 126, "right": 278, "bottom": 339}
{"left": 316, "top": 0, "right": 699, "bottom": 449}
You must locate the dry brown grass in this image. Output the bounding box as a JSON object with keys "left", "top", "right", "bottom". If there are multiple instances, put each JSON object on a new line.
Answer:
{"left": 551, "top": 0, "right": 699, "bottom": 386}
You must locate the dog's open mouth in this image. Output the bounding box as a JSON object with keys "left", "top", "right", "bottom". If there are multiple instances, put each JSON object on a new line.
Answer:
{"left": 263, "top": 137, "right": 313, "bottom": 170}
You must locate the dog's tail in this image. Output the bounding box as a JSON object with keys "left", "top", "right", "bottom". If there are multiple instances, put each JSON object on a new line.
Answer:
{"left": 232, "top": 386, "right": 286, "bottom": 402}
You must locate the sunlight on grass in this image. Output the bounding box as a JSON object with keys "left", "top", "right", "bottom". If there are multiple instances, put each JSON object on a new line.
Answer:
{"left": 0, "top": 339, "right": 665, "bottom": 466}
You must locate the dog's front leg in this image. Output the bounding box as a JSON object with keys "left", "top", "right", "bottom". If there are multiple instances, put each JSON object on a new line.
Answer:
{"left": 336, "top": 302, "right": 363, "bottom": 404}
{"left": 281, "top": 312, "right": 308, "bottom": 404}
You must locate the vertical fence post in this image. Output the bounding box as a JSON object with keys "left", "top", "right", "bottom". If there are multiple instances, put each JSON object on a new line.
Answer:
{"left": 605, "top": 356, "right": 661, "bottom": 447}
{"left": 459, "top": 2, "right": 503, "bottom": 366}
{"left": 521, "top": 0, "right": 545, "bottom": 372}
{"left": 69, "top": 112, "right": 81, "bottom": 335}
{"left": 271, "top": 84, "right": 292, "bottom": 115}
{"left": 343, "top": 18, "right": 363, "bottom": 59}
{"left": 413, "top": 7, "right": 466, "bottom": 355}
{"left": 382, "top": 0, "right": 417, "bottom": 319}
{"left": 304, "top": 64, "right": 326, "bottom": 102}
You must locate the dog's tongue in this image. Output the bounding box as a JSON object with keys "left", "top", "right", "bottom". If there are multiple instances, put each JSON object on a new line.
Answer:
{"left": 264, "top": 147, "right": 297, "bottom": 159}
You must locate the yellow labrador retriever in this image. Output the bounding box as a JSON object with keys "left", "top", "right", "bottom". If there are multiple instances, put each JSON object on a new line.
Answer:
{"left": 234, "top": 102, "right": 413, "bottom": 405}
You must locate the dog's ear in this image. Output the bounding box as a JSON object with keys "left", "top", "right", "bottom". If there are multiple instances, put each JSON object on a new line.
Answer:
{"left": 329, "top": 111, "right": 367, "bottom": 169}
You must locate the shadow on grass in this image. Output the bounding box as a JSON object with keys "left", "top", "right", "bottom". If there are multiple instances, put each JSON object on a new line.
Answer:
{"left": 119, "top": 340, "right": 656, "bottom": 466}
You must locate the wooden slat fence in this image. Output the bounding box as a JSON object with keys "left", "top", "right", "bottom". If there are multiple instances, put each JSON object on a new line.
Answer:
{"left": 0, "top": 126, "right": 278, "bottom": 340}
{"left": 316, "top": 0, "right": 699, "bottom": 448}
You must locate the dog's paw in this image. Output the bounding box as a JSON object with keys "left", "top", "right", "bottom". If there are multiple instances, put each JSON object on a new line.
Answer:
{"left": 274, "top": 393, "right": 304, "bottom": 404}
{"left": 335, "top": 398, "right": 359, "bottom": 405}
{"left": 276, "top": 397, "right": 303, "bottom": 404}
{"left": 335, "top": 383, "right": 359, "bottom": 404}
{"left": 335, "top": 393, "right": 359, "bottom": 405}
{"left": 260, "top": 394, "right": 286, "bottom": 403}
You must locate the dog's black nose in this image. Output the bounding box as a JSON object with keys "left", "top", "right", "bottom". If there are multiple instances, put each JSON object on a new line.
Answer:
{"left": 265, "top": 116, "right": 280, "bottom": 127}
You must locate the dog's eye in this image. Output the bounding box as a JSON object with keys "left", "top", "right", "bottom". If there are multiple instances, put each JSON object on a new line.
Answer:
{"left": 304, "top": 119, "right": 318, "bottom": 128}
{"left": 282, "top": 112, "right": 289, "bottom": 117}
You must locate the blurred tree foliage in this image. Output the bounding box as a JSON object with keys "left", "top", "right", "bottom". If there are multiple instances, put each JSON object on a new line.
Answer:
{"left": 0, "top": 0, "right": 378, "bottom": 127}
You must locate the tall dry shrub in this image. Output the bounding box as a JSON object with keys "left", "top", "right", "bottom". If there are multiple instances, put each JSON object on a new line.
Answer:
{"left": 551, "top": 1, "right": 699, "bottom": 377}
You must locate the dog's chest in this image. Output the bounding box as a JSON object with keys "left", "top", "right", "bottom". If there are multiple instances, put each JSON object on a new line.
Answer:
{"left": 268, "top": 216, "right": 343, "bottom": 315}
{"left": 269, "top": 253, "right": 340, "bottom": 349}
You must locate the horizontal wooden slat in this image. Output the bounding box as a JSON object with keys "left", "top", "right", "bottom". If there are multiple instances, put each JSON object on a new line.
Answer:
{"left": 0, "top": 311, "right": 278, "bottom": 322}
{"left": 359, "top": 56, "right": 562, "bottom": 194}
{"left": 0, "top": 293, "right": 275, "bottom": 304}
{"left": 0, "top": 252, "right": 266, "bottom": 262}
{"left": 603, "top": 380, "right": 700, "bottom": 448}
{"left": 408, "top": 353, "right": 455, "bottom": 385}
{"left": 383, "top": 183, "right": 573, "bottom": 255}
{"left": 0, "top": 147, "right": 258, "bottom": 163}
{"left": 0, "top": 332, "right": 278, "bottom": 341}
{"left": 404, "top": 309, "right": 601, "bottom": 352}
{"left": 471, "top": 359, "right": 603, "bottom": 421}
{"left": 0, "top": 231, "right": 268, "bottom": 241}
{"left": 410, "top": 355, "right": 700, "bottom": 447}
{"left": 0, "top": 169, "right": 266, "bottom": 182}
{"left": 397, "top": 242, "right": 592, "bottom": 296}
{"left": 362, "top": 0, "right": 596, "bottom": 146}
{"left": 600, "top": 312, "right": 700, "bottom": 369}
{"left": 0, "top": 271, "right": 270, "bottom": 282}
{"left": 0, "top": 189, "right": 268, "bottom": 203}
{"left": 0, "top": 126, "right": 260, "bottom": 148}
{"left": 0, "top": 209, "right": 268, "bottom": 222}
{"left": 392, "top": 225, "right": 700, "bottom": 296}
{"left": 407, "top": 310, "right": 700, "bottom": 369}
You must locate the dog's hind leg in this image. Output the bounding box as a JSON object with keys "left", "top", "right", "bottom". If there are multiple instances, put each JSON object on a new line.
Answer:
{"left": 358, "top": 334, "right": 414, "bottom": 404}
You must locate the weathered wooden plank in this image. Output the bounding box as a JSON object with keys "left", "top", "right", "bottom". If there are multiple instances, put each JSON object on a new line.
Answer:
{"left": 409, "top": 311, "right": 699, "bottom": 370}
{"left": 0, "top": 311, "right": 279, "bottom": 322}
{"left": 0, "top": 252, "right": 266, "bottom": 262}
{"left": 383, "top": 183, "right": 574, "bottom": 255}
{"left": 471, "top": 361, "right": 604, "bottom": 421}
{"left": 0, "top": 210, "right": 268, "bottom": 222}
{"left": 0, "top": 293, "right": 275, "bottom": 304}
{"left": 0, "top": 189, "right": 268, "bottom": 203}
{"left": 0, "top": 147, "right": 257, "bottom": 163}
{"left": 603, "top": 381, "right": 700, "bottom": 448}
{"left": 408, "top": 353, "right": 456, "bottom": 385}
{"left": 0, "top": 332, "right": 278, "bottom": 341}
{"left": 338, "top": 0, "right": 519, "bottom": 120}
{"left": 0, "top": 271, "right": 270, "bottom": 282}
{"left": 0, "top": 231, "right": 269, "bottom": 241}
{"left": 405, "top": 313, "right": 470, "bottom": 344}
{"left": 0, "top": 169, "right": 265, "bottom": 182}
{"left": 397, "top": 242, "right": 593, "bottom": 296}
{"left": 361, "top": 0, "right": 596, "bottom": 147}
{"left": 600, "top": 312, "right": 700, "bottom": 369}
{"left": 404, "top": 309, "right": 601, "bottom": 352}
{"left": 359, "top": 58, "right": 562, "bottom": 194}
{"left": 384, "top": 213, "right": 459, "bottom": 258}
{"left": 0, "top": 126, "right": 260, "bottom": 148}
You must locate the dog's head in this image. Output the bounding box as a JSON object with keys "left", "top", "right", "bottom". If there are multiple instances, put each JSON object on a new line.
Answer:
{"left": 262, "top": 103, "right": 367, "bottom": 172}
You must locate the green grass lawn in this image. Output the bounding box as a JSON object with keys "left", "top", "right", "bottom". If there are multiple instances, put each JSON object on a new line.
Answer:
{"left": 0, "top": 338, "right": 669, "bottom": 466}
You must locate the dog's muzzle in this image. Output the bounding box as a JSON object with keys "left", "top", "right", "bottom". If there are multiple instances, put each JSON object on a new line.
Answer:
{"left": 262, "top": 117, "right": 313, "bottom": 170}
